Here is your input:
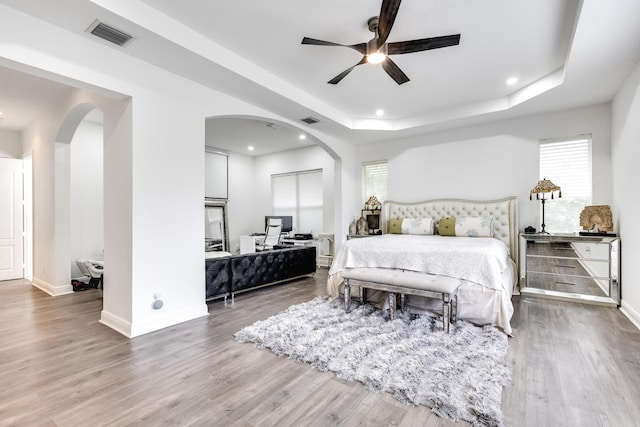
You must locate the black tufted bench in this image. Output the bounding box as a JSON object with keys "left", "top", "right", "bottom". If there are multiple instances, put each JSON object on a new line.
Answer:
{"left": 205, "top": 256, "right": 231, "bottom": 301}
{"left": 205, "top": 246, "right": 316, "bottom": 303}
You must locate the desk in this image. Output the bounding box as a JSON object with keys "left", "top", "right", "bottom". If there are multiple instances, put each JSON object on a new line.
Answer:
{"left": 279, "top": 238, "right": 314, "bottom": 246}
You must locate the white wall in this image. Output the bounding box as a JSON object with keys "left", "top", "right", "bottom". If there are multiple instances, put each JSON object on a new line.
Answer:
{"left": 70, "top": 118, "right": 104, "bottom": 278}
{"left": 359, "top": 104, "right": 612, "bottom": 233}
{"left": 390, "top": 136, "right": 538, "bottom": 220}
{"left": 0, "top": 129, "right": 22, "bottom": 158}
{"left": 54, "top": 142, "right": 71, "bottom": 288}
{"left": 227, "top": 152, "right": 257, "bottom": 253}
{"left": 612, "top": 59, "right": 640, "bottom": 327}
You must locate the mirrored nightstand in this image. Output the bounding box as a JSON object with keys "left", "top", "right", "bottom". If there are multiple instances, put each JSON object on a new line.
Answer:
{"left": 519, "top": 233, "right": 620, "bottom": 307}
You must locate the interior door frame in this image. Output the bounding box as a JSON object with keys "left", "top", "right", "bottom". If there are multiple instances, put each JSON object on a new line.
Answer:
{"left": 0, "top": 157, "right": 24, "bottom": 281}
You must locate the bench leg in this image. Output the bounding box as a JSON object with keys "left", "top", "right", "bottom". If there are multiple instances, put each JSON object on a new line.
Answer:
{"left": 400, "top": 293, "right": 406, "bottom": 312}
{"left": 344, "top": 279, "right": 351, "bottom": 313}
{"left": 359, "top": 286, "right": 365, "bottom": 304}
{"left": 451, "top": 295, "right": 458, "bottom": 322}
{"left": 442, "top": 293, "right": 451, "bottom": 333}
{"left": 388, "top": 292, "right": 396, "bottom": 320}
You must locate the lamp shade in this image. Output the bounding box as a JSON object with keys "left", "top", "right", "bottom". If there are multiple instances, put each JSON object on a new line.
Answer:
{"left": 530, "top": 178, "right": 561, "bottom": 200}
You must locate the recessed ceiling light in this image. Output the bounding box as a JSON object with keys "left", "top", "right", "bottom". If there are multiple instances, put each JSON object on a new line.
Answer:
{"left": 299, "top": 134, "right": 306, "bottom": 140}
{"left": 248, "top": 146, "right": 254, "bottom": 151}
{"left": 376, "top": 109, "right": 384, "bottom": 116}
{"left": 507, "top": 77, "right": 518, "bottom": 86}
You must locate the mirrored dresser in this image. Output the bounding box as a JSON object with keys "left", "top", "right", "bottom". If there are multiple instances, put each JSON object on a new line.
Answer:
{"left": 519, "top": 233, "right": 620, "bottom": 306}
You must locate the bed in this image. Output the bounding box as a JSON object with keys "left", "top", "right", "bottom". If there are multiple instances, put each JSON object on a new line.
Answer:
{"left": 328, "top": 197, "right": 519, "bottom": 335}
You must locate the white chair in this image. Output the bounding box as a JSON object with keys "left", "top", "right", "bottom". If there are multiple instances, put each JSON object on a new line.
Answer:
{"left": 258, "top": 218, "right": 282, "bottom": 251}
{"left": 76, "top": 258, "right": 104, "bottom": 289}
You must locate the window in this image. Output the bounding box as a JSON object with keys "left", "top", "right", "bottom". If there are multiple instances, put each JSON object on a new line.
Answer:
{"left": 272, "top": 169, "right": 322, "bottom": 235}
{"left": 362, "top": 160, "right": 388, "bottom": 204}
{"left": 539, "top": 134, "right": 592, "bottom": 233}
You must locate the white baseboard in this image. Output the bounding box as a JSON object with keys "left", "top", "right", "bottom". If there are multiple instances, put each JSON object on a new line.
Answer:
{"left": 101, "top": 304, "right": 209, "bottom": 338}
{"left": 100, "top": 310, "right": 133, "bottom": 337}
{"left": 31, "top": 277, "right": 74, "bottom": 296}
{"left": 620, "top": 299, "right": 640, "bottom": 331}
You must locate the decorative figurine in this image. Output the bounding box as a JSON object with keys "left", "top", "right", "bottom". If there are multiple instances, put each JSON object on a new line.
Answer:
{"left": 356, "top": 216, "right": 368, "bottom": 235}
{"left": 349, "top": 218, "right": 357, "bottom": 236}
{"left": 579, "top": 205, "right": 613, "bottom": 233}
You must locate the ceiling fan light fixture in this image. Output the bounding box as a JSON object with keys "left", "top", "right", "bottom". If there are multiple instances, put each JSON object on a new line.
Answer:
{"left": 301, "top": 1, "right": 461, "bottom": 85}
{"left": 366, "top": 38, "right": 387, "bottom": 64}
{"left": 367, "top": 51, "right": 386, "bottom": 64}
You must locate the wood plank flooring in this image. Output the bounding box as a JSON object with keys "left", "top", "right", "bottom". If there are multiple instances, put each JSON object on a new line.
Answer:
{"left": 1, "top": 270, "right": 639, "bottom": 426}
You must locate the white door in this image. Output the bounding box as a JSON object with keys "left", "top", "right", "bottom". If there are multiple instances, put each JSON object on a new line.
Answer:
{"left": 0, "top": 158, "right": 24, "bottom": 281}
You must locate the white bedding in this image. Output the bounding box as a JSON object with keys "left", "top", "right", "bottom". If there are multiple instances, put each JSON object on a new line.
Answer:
{"left": 330, "top": 235, "right": 508, "bottom": 290}
{"left": 327, "top": 234, "right": 515, "bottom": 334}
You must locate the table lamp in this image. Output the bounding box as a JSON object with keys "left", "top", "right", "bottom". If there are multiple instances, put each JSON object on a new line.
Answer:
{"left": 530, "top": 178, "right": 561, "bottom": 234}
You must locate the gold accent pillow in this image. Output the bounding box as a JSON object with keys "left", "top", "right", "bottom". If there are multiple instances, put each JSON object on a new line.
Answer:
{"left": 438, "top": 217, "right": 456, "bottom": 236}
{"left": 388, "top": 218, "right": 403, "bottom": 234}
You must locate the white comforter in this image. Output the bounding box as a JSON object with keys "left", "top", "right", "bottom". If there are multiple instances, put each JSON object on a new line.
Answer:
{"left": 329, "top": 235, "right": 509, "bottom": 289}
{"left": 327, "top": 234, "right": 514, "bottom": 334}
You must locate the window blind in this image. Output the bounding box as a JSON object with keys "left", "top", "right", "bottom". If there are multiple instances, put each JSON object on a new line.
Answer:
{"left": 539, "top": 135, "right": 592, "bottom": 233}
{"left": 272, "top": 169, "right": 322, "bottom": 235}
{"left": 362, "top": 160, "right": 388, "bottom": 204}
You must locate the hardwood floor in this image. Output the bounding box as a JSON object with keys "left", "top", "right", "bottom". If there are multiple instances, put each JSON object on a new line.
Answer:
{"left": 1, "top": 271, "right": 639, "bottom": 426}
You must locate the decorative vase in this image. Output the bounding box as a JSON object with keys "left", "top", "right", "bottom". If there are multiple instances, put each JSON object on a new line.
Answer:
{"left": 349, "top": 218, "right": 357, "bottom": 236}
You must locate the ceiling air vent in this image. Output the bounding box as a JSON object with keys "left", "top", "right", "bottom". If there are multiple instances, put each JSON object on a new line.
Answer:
{"left": 300, "top": 116, "right": 320, "bottom": 125}
{"left": 87, "top": 20, "right": 134, "bottom": 47}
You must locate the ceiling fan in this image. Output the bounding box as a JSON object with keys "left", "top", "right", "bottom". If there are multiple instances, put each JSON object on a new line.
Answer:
{"left": 301, "top": 0, "right": 461, "bottom": 85}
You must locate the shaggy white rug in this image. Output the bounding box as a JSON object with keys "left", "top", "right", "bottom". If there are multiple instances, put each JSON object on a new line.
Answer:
{"left": 234, "top": 297, "right": 511, "bottom": 427}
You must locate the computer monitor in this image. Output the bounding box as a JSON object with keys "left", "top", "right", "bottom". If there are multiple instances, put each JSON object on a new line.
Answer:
{"left": 265, "top": 215, "right": 293, "bottom": 233}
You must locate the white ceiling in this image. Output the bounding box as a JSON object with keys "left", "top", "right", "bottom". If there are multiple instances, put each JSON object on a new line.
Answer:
{"left": 1, "top": 0, "right": 640, "bottom": 156}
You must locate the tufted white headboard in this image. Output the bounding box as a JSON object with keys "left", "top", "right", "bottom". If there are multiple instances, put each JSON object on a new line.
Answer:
{"left": 382, "top": 196, "right": 519, "bottom": 267}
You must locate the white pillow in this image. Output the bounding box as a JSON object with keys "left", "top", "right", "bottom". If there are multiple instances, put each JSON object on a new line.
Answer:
{"left": 401, "top": 217, "right": 433, "bottom": 235}
{"left": 455, "top": 216, "right": 493, "bottom": 237}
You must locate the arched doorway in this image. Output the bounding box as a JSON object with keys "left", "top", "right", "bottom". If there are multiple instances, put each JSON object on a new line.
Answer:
{"left": 52, "top": 104, "right": 104, "bottom": 293}
{"left": 204, "top": 115, "right": 342, "bottom": 258}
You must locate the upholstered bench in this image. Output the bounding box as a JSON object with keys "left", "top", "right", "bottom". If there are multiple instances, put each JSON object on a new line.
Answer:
{"left": 206, "top": 246, "right": 317, "bottom": 303}
{"left": 341, "top": 268, "right": 461, "bottom": 333}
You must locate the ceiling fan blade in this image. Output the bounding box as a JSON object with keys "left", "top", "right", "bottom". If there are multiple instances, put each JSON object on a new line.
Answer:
{"left": 328, "top": 57, "right": 367, "bottom": 85}
{"left": 387, "top": 34, "right": 461, "bottom": 55}
{"left": 302, "top": 37, "right": 367, "bottom": 54}
{"left": 377, "top": 0, "right": 402, "bottom": 48}
{"left": 381, "top": 57, "right": 409, "bottom": 85}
